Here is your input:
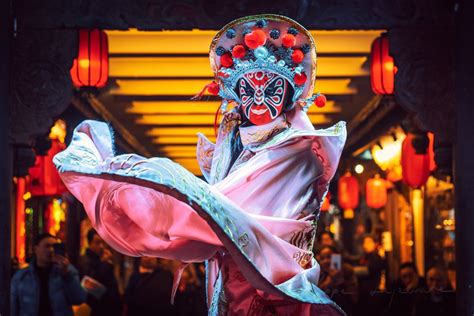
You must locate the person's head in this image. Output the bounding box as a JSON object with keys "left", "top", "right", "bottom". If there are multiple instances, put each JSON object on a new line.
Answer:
{"left": 362, "top": 235, "right": 377, "bottom": 254}
{"left": 34, "top": 233, "right": 57, "bottom": 267}
{"left": 140, "top": 257, "right": 159, "bottom": 270}
{"left": 316, "top": 245, "right": 338, "bottom": 273}
{"left": 426, "top": 266, "right": 449, "bottom": 292}
{"left": 318, "top": 231, "right": 335, "bottom": 247}
{"left": 399, "top": 262, "right": 420, "bottom": 289}
{"left": 87, "top": 229, "right": 104, "bottom": 256}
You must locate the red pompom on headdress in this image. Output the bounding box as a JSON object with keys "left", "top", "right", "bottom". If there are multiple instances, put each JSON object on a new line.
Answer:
{"left": 220, "top": 53, "right": 234, "bottom": 68}
{"left": 291, "top": 49, "right": 304, "bottom": 63}
{"left": 314, "top": 94, "right": 327, "bottom": 108}
{"left": 232, "top": 45, "right": 246, "bottom": 59}
{"left": 282, "top": 34, "right": 296, "bottom": 48}
{"left": 294, "top": 72, "right": 307, "bottom": 86}
{"left": 244, "top": 30, "right": 266, "bottom": 49}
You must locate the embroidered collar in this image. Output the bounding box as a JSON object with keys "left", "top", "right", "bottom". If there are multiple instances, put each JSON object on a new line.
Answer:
{"left": 239, "top": 115, "right": 289, "bottom": 146}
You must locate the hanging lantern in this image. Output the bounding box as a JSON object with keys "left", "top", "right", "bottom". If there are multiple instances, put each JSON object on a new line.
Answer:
{"left": 70, "top": 29, "right": 109, "bottom": 88}
{"left": 321, "top": 192, "right": 331, "bottom": 212}
{"left": 338, "top": 172, "right": 359, "bottom": 217}
{"left": 366, "top": 174, "right": 387, "bottom": 209}
{"left": 28, "top": 139, "right": 67, "bottom": 196}
{"left": 15, "top": 177, "right": 27, "bottom": 264}
{"left": 370, "top": 33, "right": 396, "bottom": 95}
{"left": 401, "top": 133, "right": 430, "bottom": 188}
{"left": 428, "top": 132, "right": 437, "bottom": 172}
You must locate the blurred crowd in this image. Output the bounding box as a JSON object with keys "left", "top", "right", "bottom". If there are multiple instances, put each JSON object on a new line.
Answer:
{"left": 10, "top": 228, "right": 455, "bottom": 316}
{"left": 314, "top": 231, "right": 456, "bottom": 316}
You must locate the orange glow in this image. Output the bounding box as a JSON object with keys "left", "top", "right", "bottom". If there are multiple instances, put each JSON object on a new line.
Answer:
{"left": 370, "top": 33, "right": 395, "bottom": 95}
{"left": 366, "top": 174, "right": 387, "bottom": 209}
{"left": 137, "top": 114, "right": 330, "bottom": 125}
{"left": 15, "top": 177, "right": 26, "bottom": 263}
{"left": 152, "top": 136, "right": 217, "bottom": 145}
{"left": 110, "top": 57, "right": 368, "bottom": 78}
{"left": 428, "top": 132, "right": 437, "bottom": 172}
{"left": 79, "top": 59, "right": 90, "bottom": 68}
{"left": 70, "top": 29, "right": 109, "bottom": 88}
{"left": 49, "top": 119, "right": 67, "bottom": 143}
{"left": 128, "top": 101, "right": 339, "bottom": 114}
{"left": 338, "top": 172, "right": 359, "bottom": 211}
{"left": 106, "top": 29, "right": 382, "bottom": 55}
{"left": 320, "top": 192, "right": 331, "bottom": 212}
{"left": 147, "top": 127, "right": 216, "bottom": 137}
{"left": 113, "top": 79, "right": 356, "bottom": 96}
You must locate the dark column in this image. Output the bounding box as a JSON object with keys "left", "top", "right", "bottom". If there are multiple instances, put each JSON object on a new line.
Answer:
{"left": 0, "top": 0, "right": 13, "bottom": 314}
{"left": 455, "top": 2, "right": 474, "bottom": 315}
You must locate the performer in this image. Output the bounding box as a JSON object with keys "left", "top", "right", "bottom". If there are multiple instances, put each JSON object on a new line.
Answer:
{"left": 54, "top": 14, "right": 347, "bottom": 315}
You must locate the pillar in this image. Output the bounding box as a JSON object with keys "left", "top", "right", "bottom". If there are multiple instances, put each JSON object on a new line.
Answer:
{"left": 0, "top": 0, "right": 13, "bottom": 314}
{"left": 455, "top": 1, "right": 474, "bottom": 315}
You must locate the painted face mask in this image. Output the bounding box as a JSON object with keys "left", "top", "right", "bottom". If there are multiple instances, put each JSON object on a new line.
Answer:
{"left": 238, "top": 71, "right": 289, "bottom": 125}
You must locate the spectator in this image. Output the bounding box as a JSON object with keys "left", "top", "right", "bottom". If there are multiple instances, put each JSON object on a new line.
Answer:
{"left": 317, "top": 231, "right": 343, "bottom": 252}
{"left": 385, "top": 262, "right": 426, "bottom": 315}
{"left": 124, "top": 257, "right": 177, "bottom": 315}
{"left": 316, "top": 245, "right": 358, "bottom": 315}
{"left": 354, "top": 235, "right": 385, "bottom": 316}
{"left": 414, "top": 266, "right": 456, "bottom": 316}
{"left": 79, "top": 229, "right": 122, "bottom": 316}
{"left": 11, "top": 233, "right": 86, "bottom": 316}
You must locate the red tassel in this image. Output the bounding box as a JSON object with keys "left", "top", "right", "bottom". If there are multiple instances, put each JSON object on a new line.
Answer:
{"left": 191, "top": 81, "right": 220, "bottom": 100}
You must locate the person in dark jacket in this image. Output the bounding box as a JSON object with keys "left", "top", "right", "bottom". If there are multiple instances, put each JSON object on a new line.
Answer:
{"left": 385, "top": 261, "right": 426, "bottom": 315}
{"left": 11, "top": 233, "right": 86, "bottom": 316}
{"left": 413, "top": 266, "right": 456, "bottom": 316}
{"left": 79, "top": 229, "right": 122, "bottom": 316}
{"left": 124, "top": 257, "right": 177, "bottom": 316}
{"left": 354, "top": 235, "right": 386, "bottom": 316}
{"left": 316, "top": 245, "right": 358, "bottom": 315}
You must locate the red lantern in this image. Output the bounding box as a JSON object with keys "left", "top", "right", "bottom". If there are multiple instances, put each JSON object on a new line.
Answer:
{"left": 338, "top": 172, "right": 359, "bottom": 211}
{"left": 366, "top": 174, "right": 387, "bottom": 208}
{"left": 428, "top": 132, "right": 437, "bottom": 172}
{"left": 401, "top": 133, "right": 430, "bottom": 188}
{"left": 70, "top": 29, "right": 109, "bottom": 88}
{"left": 28, "top": 139, "right": 67, "bottom": 196}
{"left": 15, "top": 177, "right": 27, "bottom": 263}
{"left": 370, "top": 33, "right": 395, "bottom": 95}
{"left": 321, "top": 192, "right": 331, "bottom": 212}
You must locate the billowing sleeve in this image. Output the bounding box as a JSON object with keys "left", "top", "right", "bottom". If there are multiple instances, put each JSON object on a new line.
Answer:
{"left": 54, "top": 120, "right": 344, "bottom": 314}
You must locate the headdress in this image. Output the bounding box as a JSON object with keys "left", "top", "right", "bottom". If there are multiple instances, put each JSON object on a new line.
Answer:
{"left": 195, "top": 14, "right": 326, "bottom": 113}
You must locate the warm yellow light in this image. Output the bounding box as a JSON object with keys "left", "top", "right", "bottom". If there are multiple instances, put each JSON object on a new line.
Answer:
{"left": 78, "top": 59, "right": 90, "bottom": 68}
{"left": 112, "top": 79, "right": 356, "bottom": 96}
{"left": 49, "top": 119, "right": 67, "bottom": 143}
{"left": 137, "top": 114, "right": 330, "bottom": 125}
{"left": 106, "top": 29, "right": 381, "bottom": 54}
{"left": 384, "top": 61, "right": 394, "bottom": 72}
{"left": 109, "top": 56, "right": 368, "bottom": 79}
{"left": 147, "top": 127, "right": 216, "bottom": 137}
{"left": 354, "top": 164, "right": 364, "bottom": 174}
{"left": 23, "top": 192, "right": 31, "bottom": 201}
{"left": 152, "top": 136, "right": 217, "bottom": 145}
{"left": 128, "top": 100, "right": 339, "bottom": 114}
{"left": 371, "top": 128, "right": 406, "bottom": 171}
{"left": 329, "top": 223, "right": 336, "bottom": 234}
{"left": 25, "top": 208, "right": 33, "bottom": 215}
{"left": 160, "top": 145, "right": 197, "bottom": 153}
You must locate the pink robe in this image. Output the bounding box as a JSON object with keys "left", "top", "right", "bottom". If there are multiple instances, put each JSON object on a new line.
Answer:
{"left": 54, "top": 108, "right": 346, "bottom": 315}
